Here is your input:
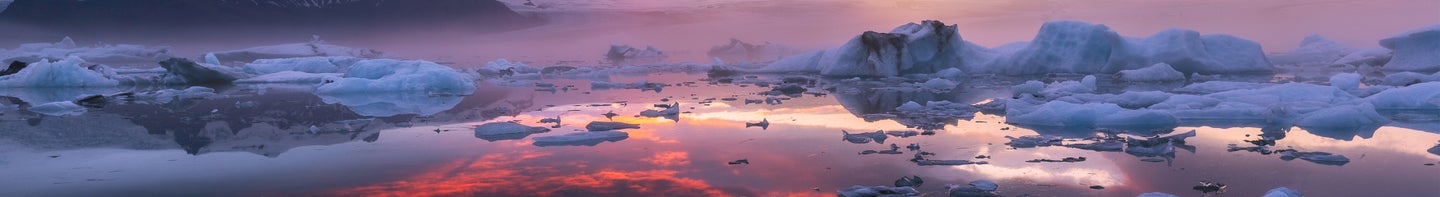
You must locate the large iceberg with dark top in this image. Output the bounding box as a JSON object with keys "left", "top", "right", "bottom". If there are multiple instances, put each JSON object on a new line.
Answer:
{"left": 314, "top": 59, "right": 476, "bottom": 95}
{"left": 753, "top": 20, "right": 1274, "bottom": 76}
{"left": 754, "top": 20, "right": 986, "bottom": 77}
{"left": 1379, "top": 24, "right": 1440, "bottom": 72}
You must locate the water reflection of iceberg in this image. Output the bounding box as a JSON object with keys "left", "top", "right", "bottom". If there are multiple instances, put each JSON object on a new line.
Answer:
{"left": 317, "top": 92, "right": 465, "bottom": 117}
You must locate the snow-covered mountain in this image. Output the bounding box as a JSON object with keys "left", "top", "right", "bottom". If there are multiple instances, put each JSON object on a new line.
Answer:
{"left": 0, "top": 0, "right": 533, "bottom": 27}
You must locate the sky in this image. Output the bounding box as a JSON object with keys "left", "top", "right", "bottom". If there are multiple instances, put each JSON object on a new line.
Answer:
{"left": 1, "top": 0, "right": 1436, "bottom": 64}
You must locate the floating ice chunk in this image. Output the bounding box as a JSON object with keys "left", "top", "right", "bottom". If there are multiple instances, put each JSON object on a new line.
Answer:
{"left": 1379, "top": 25, "right": 1440, "bottom": 72}
{"left": 0, "top": 57, "right": 119, "bottom": 87}
{"left": 605, "top": 45, "right": 667, "bottom": 63}
{"left": 475, "top": 122, "right": 550, "bottom": 135}
{"left": 1295, "top": 103, "right": 1389, "bottom": 133}
{"left": 707, "top": 39, "right": 800, "bottom": 62}
{"left": 1117, "top": 63, "right": 1185, "bottom": 82}
{"left": 317, "top": 93, "right": 463, "bottom": 117}
{"left": 1262, "top": 187, "right": 1304, "bottom": 197}
{"left": 314, "top": 59, "right": 476, "bottom": 95}
{"left": 532, "top": 131, "right": 629, "bottom": 147}
{"left": 968, "top": 180, "right": 998, "bottom": 191}
{"left": 1137, "top": 192, "right": 1179, "bottom": 197}
{"left": 28, "top": 101, "right": 86, "bottom": 116}
{"left": 754, "top": 20, "right": 981, "bottom": 77}
{"left": 1012, "top": 80, "right": 1045, "bottom": 96}
{"left": 1270, "top": 34, "right": 1358, "bottom": 66}
{"left": 210, "top": 40, "right": 382, "bottom": 63}
{"left": 242, "top": 56, "right": 361, "bottom": 75}
{"left": 992, "top": 22, "right": 1272, "bottom": 75}
{"left": 1328, "top": 73, "right": 1362, "bottom": 90}
{"left": 585, "top": 121, "right": 640, "bottom": 131}
{"left": 1379, "top": 72, "right": 1440, "bottom": 86}
{"left": 893, "top": 176, "right": 924, "bottom": 187}
{"left": 474, "top": 122, "right": 551, "bottom": 141}
{"left": 1007, "top": 101, "right": 1174, "bottom": 128}
{"left": 1171, "top": 81, "right": 1274, "bottom": 94}
{"left": 1037, "top": 75, "right": 1097, "bottom": 98}
{"left": 234, "top": 71, "right": 342, "bottom": 84}
{"left": 1206, "top": 83, "right": 1361, "bottom": 107}
{"left": 842, "top": 130, "right": 889, "bottom": 144}
{"left": 159, "top": 58, "right": 249, "bottom": 84}
{"left": 836, "top": 185, "right": 919, "bottom": 197}
{"left": 914, "top": 159, "right": 988, "bottom": 166}
{"left": 1278, "top": 150, "right": 1350, "bottom": 166}
{"left": 130, "top": 86, "right": 216, "bottom": 104}
{"left": 639, "top": 102, "right": 680, "bottom": 117}
{"left": 1102, "top": 91, "right": 1172, "bottom": 109}
{"left": 1364, "top": 82, "right": 1440, "bottom": 110}
{"left": 1005, "top": 135, "right": 1062, "bottom": 148}
{"left": 0, "top": 37, "right": 171, "bottom": 65}
{"left": 921, "top": 78, "right": 958, "bottom": 92}
{"left": 1332, "top": 47, "right": 1392, "bottom": 67}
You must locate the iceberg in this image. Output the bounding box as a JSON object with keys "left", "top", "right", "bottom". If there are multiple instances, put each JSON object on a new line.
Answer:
{"left": 1262, "top": 187, "right": 1304, "bottom": 197}
{"left": 993, "top": 22, "right": 1273, "bottom": 75}
{"left": 836, "top": 185, "right": 919, "bottom": 197}
{"left": 314, "top": 59, "right": 476, "bottom": 95}
{"left": 1294, "top": 103, "right": 1388, "bottom": 134}
{"left": 474, "top": 122, "right": 551, "bottom": 142}
{"left": 158, "top": 58, "right": 248, "bottom": 84}
{"left": 209, "top": 37, "right": 382, "bottom": 64}
{"left": 0, "top": 57, "right": 119, "bottom": 87}
{"left": 605, "top": 45, "right": 667, "bottom": 63}
{"left": 585, "top": 121, "right": 640, "bottom": 131}
{"left": 706, "top": 39, "right": 800, "bottom": 62}
{"left": 1270, "top": 34, "right": 1358, "bottom": 66}
{"left": 1171, "top": 81, "right": 1275, "bottom": 94}
{"left": 316, "top": 92, "right": 464, "bottom": 117}
{"left": 754, "top": 20, "right": 984, "bottom": 77}
{"left": 1328, "top": 73, "right": 1362, "bottom": 90}
{"left": 1332, "top": 47, "right": 1392, "bottom": 67}
{"left": 532, "top": 131, "right": 629, "bottom": 147}
{"left": 241, "top": 56, "right": 362, "bottom": 75}
{"left": 1117, "top": 63, "right": 1186, "bottom": 82}
{"left": 0, "top": 37, "right": 171, "bottom": 65}
{"left": 1365, "top": 82, "right": 1440, "bottom": 110}
{"left": 233, "top": 71, "right": 342, "bottom": 84}
{"left": 1379, "top": 71, "right": 1440, "bottom": 86}
{"left": 1379, "top": 25, "right": 1440, "bottom": 72}
{"left": 1006, "top": 101, "right": 1176, "bottom": 129}
{"left": 27, "top": 101, "right": 86, "bottom": 116}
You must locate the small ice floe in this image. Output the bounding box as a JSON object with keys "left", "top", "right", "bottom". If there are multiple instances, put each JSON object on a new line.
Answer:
{"left": 585, "top": 121, "right": 639, "bottom": 131}
{"left": 886, "top": 130, "right": 919, "bottom": 138}
{"left": 860, "top": 144, "right": 903, "bottom": 155}
{"left": 893, "top": 176, "right": 924, "bottom": 187}
{"left": 474, "top": 122, "right": 551, "bottom": 142}
{"left": 1004, "top": 135, "right": 1062, "bottom": 148}
{"left": 532, "top": 131, "right": 629, "bottom": 147}
{"left": 727, "top": 159, "right": 750, "bottom": 165}
{"left": 836, "top": 185, "right": 918, "bottom": 197}
{"left": 1137, "top": 192, "right": 1178, "bottom": 197}
{"left": 1117, "top": 63, "right": 1186, "bottom": 82}
{"left": 842, "top": 130, "right": 889, "bottom": 144}
{"left": 1262, "top": 187, "right": 1304, "bottom": 197}
{"left": 1277, "top": 150, "right": 1351, "bottom": 166}
{"left": 27, "top": 101, "right": 86, "bottom": 116}
{"left": 1189, "top": 181, "right": 1227, "bottom": 194}
{"left": 1025, "top": 157, "right": 1086, "bottom": 163}
{"left": 639, "top": 102, "right": 680, "bottom": 117}
{"left": 946, "top": 180, "right": 1002, "bottom": 197}
{"left": 745, "top": 118, "right": 769, "bottom": 129}
{"left": 1064, "top": 139, "right": 1124, "bottom": 152}
{"left": 921, "top": 78, "right": 958, "bottom": 92}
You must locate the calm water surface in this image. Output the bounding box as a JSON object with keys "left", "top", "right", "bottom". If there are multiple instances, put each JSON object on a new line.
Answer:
{"left": 0, "top": 73, "right": 1437, "bottom": 197}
